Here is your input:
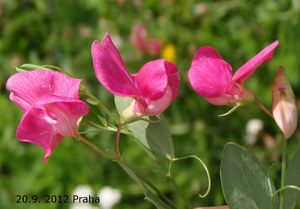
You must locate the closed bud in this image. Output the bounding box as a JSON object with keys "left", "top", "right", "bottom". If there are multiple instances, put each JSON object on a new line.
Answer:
{"left": 272, "top": 67, "right": 297, "bottom": 139}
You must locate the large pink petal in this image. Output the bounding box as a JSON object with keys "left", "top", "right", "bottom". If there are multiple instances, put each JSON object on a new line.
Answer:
{"left": 16, "top": 107, "right": 63, "bottom": 161}
{"left": 135, "top": 59, "right": 168, "bottom": 100}
{"left": 232, "top": 40, "right": 279, "bottom": 83}
{"left": 91, "top": 34, "right": 140, "bottom": 97}
{"left": 45, "top": 99, "right": 89, "bottom": 137}
{"left": 193, "top": 46, "right": 224, "bottom": 60}
{"left": 164, "top": 61, "right": 180, "bottom": 100}
{"left": 145, "top": 86, "right": 173, "bottom": 115}
{"left": 6, "top": 70, "right": 81, "bottom": 109}
{"left": 188, "top": 47, "right": 233, "bottom": 98}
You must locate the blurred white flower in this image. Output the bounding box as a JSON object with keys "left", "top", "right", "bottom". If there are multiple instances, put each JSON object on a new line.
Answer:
{"left": 245, "top": 119, "right": 264, "bottom": 144}
{"left": 70, "top": 204, "right": 98, "bottom": 209}
{"left": 98, "top": 186, "right": 121, "bottom": 209}
{"left": 71, "top": 185, "right": 97, "bottom": 209}
{"left": 72, "top": 185, "right": 93, "bottom": 197}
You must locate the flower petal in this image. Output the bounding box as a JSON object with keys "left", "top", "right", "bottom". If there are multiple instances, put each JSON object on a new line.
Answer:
{"left": 164, "top": 61, "right": 180, "bottom": 100}
{"left": 135, "top": 59, "right": 168, "bottom": 100}
{"left": 193, "top": 46, "right": 224, "bottom": 60}
{"left": 9, "top": 93, "right": 31, "bottom": 111}
{"left": 45, "top": 99, "right": 89, "bottom": 136}
{"left": 91, "top": 34, "right": 140, "bottom": 97}
{"left": 6, "top": 70, "right": 81, "bottom": 109}
{"left": 188, "top": 47, "right": 233, "bottom": 98}
{"left": 16, "top": 107, "right": 63, "bottom": 161}
{"left": 233, "top": 40, "right": 279, "bottom": 83}
{"left": 145, "top": 86, "right": 173, "bottom": 115}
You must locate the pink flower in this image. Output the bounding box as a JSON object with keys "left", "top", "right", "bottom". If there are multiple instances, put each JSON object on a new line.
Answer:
{"left": 272, "top": 67, "right": 297, "bottom": 139}
{"left": 91, "top": 34, "right": 179, "bottom": 121}
{"left": 6, "top": 70, "right": 89, "bottom": 161}
{"left": 188, "top": 41, "right": 279, "bottom": 105}
{"left": 130, "top": 24, "right": 162, "bottom": 56}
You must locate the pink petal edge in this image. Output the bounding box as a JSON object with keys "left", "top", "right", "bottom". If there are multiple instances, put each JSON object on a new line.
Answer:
{"left": 6, "top": 70, "right": 82, "bottom": 109}
{"left": 16, "top": 107, "right": 63, "bottom": 161}
{"left": 232, "top": 40, "right": 279, "bottom": 83}
{"left": 91, "top": 34, "right": 140, "bottom": 97}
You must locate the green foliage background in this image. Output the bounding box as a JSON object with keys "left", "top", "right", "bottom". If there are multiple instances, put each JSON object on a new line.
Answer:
{"left": 0, "top": 0, "right": 299, "bottom": 208}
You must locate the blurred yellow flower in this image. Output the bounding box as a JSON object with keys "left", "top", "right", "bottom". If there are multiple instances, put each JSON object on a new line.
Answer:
{"left": 161, "top": 44, "right": 176, "bottom": 63}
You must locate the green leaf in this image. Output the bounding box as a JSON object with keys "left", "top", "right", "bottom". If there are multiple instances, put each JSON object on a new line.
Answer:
{"left": 284, "top": 144, "right": 300, "bottom": 209}
{"left": 114, "top": 96, "right": 174, "bottom": 159}
{"left": 220, "top": 143, "right": 279, "bottom": 209}
{"left": 118, "top": 162, "right": 144, "bottom": 188}
{"left": 118, "top": 162, "right": 177, "bottom": 209}
{"left": 144, "top": 190, "right": 173, "bottom": 209}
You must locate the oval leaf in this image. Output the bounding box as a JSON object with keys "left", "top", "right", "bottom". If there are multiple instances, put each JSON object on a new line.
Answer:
{"left": 221, "top": 143, "right": 279, "bottom": 209}
{"left": 284, "top": 144, "right": 300, "bottom": 209}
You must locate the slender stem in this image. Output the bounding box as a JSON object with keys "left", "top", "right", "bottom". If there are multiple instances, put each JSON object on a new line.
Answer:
{"left": 280, "top": 135, "right": 287, "bottom": 209}
{"left": 114, "top": 124, "right": 123, "bottom": 161}
{"left": 255, "top": 97, "right": 273, "bottom": 118}
{"left": 86, "top": 120, "right": 131, "bottom": 135}
{"left": 78, "top": 135, "right": 114, "bottom": 160}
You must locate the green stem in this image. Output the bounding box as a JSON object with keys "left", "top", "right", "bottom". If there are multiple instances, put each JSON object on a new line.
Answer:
{"left": 78, "top": 135, "right": 115, "bottom": 160}
{"left": 255, "top": 97, "right": 273, "bottom": 118}
{"left": 280, "top": 135, "right": 287, "bottom": 209}
{"left": 86, "top": 120, "right": 131, "bottom": 135}
{"left": 115, "top": 124, "right": 123, "bottom": 161}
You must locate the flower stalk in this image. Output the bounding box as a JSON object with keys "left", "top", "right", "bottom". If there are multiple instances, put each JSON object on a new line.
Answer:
{"left": 280, "top": 134, "right": 287, "bottom": 209}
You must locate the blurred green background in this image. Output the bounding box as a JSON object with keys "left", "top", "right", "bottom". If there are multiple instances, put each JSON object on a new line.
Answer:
{"left": 0, "top": 0, "right": 300, "bottom": 208}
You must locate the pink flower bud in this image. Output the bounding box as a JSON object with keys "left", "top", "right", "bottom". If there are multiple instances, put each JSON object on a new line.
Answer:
{"left": 272, "top": 67, "right": 297, "bottom": 139}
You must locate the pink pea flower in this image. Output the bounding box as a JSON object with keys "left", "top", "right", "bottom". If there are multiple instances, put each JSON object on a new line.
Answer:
{"left": 188, "top": 41, "right": 279, "bottom": 106}
{"left": 91, "top": 34, "right": 179, "bottom": 122}
{"left": 130, "top": 24, "right": 162, "bottom": 56}
{"left": 6, "top": 70, "right": 89, "bottom": 161}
